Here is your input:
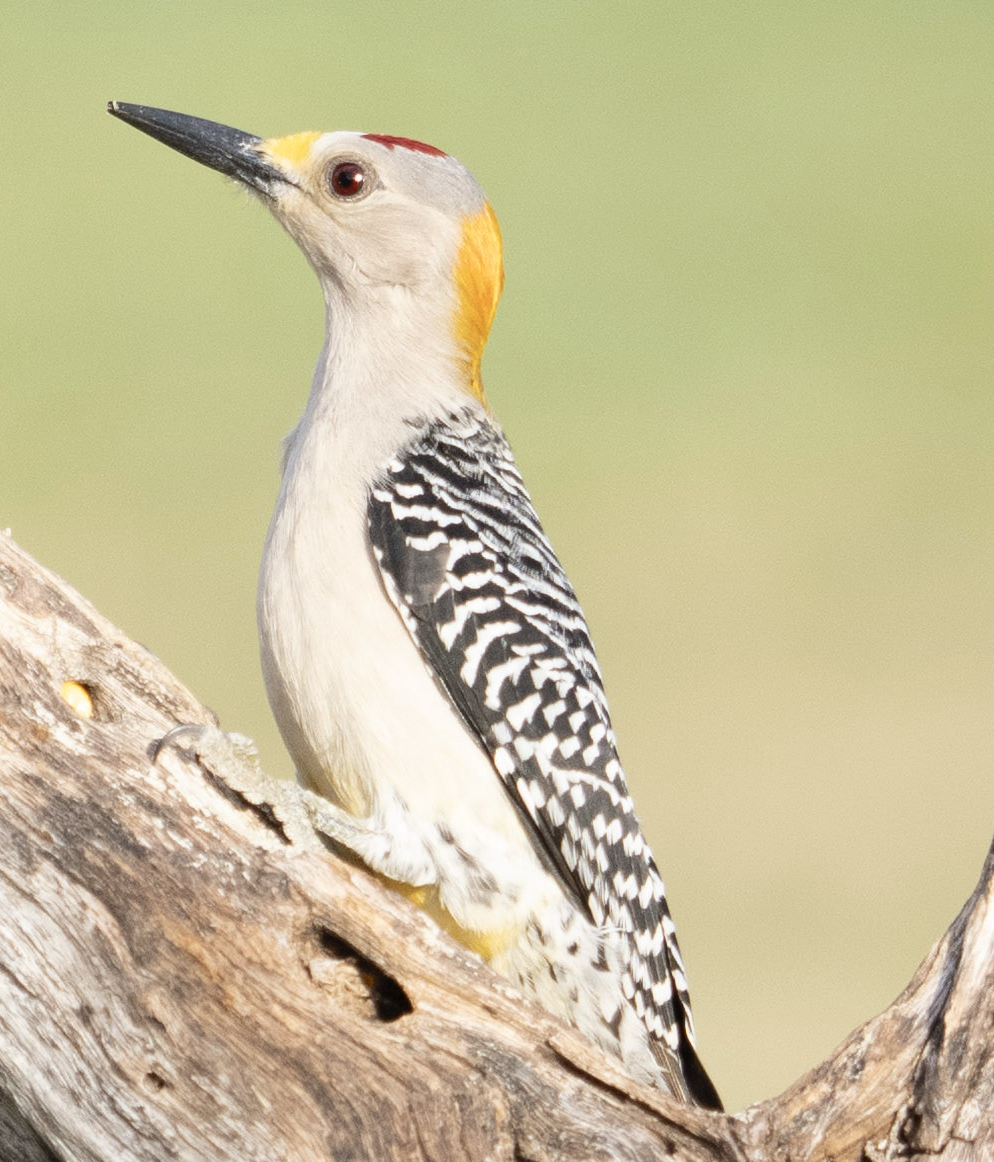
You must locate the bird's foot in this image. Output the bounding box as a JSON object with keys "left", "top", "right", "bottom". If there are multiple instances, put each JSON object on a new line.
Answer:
{"left": 153, "top": 723, "right": 436, "bottom": 883}
{"left": 153, "top": 722, "right": 324, "bottom": 851}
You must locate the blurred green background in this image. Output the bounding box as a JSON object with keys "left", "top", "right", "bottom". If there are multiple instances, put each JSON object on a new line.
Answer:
{"left": 3, "top": 2, "right": 994, "bottom": 1112}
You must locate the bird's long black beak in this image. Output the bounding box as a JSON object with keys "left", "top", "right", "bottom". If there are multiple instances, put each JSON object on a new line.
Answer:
{"left": 108, "top": 102, "right": 288, "bottom": 194}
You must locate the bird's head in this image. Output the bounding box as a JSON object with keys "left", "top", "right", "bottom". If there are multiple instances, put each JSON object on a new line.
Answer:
{"left": 109, "top": 103, "right": 503, "bottom": 400}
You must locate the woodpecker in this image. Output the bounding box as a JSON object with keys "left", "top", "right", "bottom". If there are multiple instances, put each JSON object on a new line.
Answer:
{"left": 109, "top": 102, "right": 720, "bottom": 1108}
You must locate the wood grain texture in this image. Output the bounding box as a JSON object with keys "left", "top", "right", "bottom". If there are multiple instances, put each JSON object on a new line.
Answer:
{"left": 0, "top": 530, "right": 991, "bottom": 1161}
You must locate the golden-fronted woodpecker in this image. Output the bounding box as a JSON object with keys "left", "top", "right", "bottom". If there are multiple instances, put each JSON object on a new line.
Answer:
{"left": 109, "top": 101, "right": 720, "bottom": 1107}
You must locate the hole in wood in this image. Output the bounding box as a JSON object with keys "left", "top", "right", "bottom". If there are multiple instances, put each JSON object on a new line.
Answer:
{"left": 315, "top": 929, "right": 413, "bottom": 1022}
{"left": 60, "top": 680, "right": 95, "bottom": 719}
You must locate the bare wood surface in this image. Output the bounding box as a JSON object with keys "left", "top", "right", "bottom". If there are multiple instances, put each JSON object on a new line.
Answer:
{"left": 0, "top": 529, "right": 991, "bottom": 1160}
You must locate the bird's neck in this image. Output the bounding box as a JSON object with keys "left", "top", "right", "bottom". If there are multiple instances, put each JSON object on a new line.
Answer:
{"left": 282, "top": 282, "right": 484, "bottom": 491}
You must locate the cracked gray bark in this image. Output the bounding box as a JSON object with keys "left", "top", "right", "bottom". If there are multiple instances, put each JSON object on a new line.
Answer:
{"left": 0, "top": 530, "right": 992, "bottom": 1161}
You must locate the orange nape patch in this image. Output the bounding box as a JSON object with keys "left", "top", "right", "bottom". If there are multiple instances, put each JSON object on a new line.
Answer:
{"left": 454, "top": 202, "right": 504, "bottom": 405}
{"left": 262, "top": 130, "right": 323, "bottom": 168}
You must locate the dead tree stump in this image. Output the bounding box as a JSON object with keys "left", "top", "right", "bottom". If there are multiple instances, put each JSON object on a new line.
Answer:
{"left": 0, "top": 530, "right": 992, "bottom": 1160}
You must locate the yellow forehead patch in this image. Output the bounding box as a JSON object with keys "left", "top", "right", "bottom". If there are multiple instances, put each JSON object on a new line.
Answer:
{"left": 454, "top": 202, "right": 504, "bottom": 404}
{"left": 262, "top": 130, "right": 322, "bottom": 168}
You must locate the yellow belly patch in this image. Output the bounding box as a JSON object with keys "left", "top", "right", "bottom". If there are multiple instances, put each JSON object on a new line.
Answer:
{"left": 388, "top": 878, "right": 520, "bottom": 964}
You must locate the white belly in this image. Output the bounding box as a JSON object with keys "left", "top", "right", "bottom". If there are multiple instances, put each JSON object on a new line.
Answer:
{"left": 256, "top": 438, "right": 553, "bottom": 934}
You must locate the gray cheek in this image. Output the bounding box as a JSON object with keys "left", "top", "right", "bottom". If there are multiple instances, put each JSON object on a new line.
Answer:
{"left": 351, "top": 207, "right": 458, "bottom": 288}
{"left": 353, "top": 245, "right": 429, "bottom": 286}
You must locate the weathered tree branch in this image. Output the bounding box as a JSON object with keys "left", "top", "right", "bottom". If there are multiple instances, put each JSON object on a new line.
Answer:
{"left": 0, "top": 530, "right": 991, "bottom": 1160}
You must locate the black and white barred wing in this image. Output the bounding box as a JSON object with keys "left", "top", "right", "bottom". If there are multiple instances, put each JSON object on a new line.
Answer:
{"left": 367, "top": 407, "right": 706, "bottom": 1090}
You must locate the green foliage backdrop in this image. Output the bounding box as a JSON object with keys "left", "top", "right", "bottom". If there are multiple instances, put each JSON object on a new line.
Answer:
{"left": 3, "top": 2, "right": 994, "bottom": 1111}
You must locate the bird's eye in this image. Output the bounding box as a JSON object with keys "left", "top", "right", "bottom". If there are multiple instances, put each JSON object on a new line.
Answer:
{"left": 328, "top": 161, "right": 366, "bottom": 198}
